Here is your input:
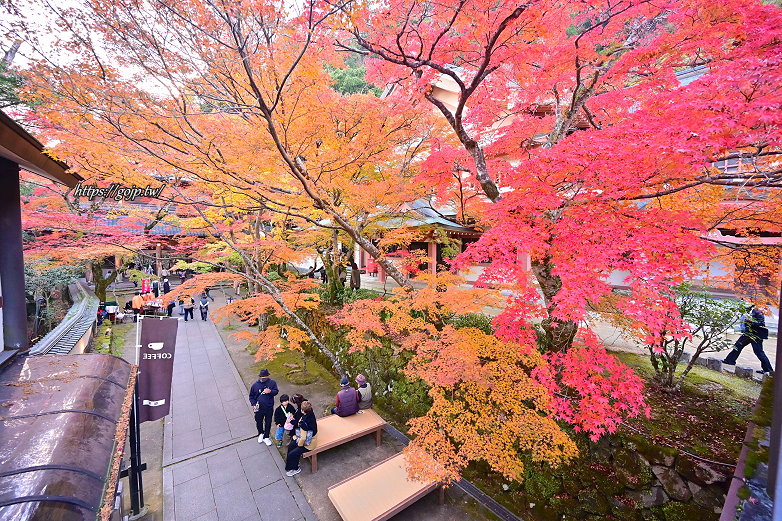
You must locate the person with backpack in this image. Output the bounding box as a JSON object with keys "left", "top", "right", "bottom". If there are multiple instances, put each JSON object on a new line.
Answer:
{"left": 723, "top": 303, "right": 773, "bottom": 374}
{"left": 166, "top": 299, "right": 176, "bottom": 317}
{"left": 198, "top": 294, "right": 210, "bottom": 321}
{"left": 182, "top": 297, "right": 195, "bottom": 322}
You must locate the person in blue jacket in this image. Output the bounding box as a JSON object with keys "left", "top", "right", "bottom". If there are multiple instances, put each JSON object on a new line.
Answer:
{"left": 249, "top": 368, "right": 279, "bottom": 445}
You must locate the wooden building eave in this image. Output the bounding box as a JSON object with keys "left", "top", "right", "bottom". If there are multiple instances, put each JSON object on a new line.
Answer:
{"left": 0, "top": 110, "right": 81, "bottom": 187}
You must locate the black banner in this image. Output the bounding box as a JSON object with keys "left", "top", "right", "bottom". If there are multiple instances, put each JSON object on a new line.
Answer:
{"left": 138, "top": 317, "right": 179, "bottom": 423}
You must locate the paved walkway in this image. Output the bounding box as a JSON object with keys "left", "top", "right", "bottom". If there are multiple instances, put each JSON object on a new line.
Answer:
{"left": 161, "top": 317, "right": 316, "bottom": 521}
{"left": 589, "top": 317, "right": 779, "bottom": 377}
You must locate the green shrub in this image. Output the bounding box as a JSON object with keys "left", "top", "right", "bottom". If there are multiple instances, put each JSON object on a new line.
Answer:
{"left": 316, "top": 285, "right": 382, "bottom": 305}
{"left": 450, "top": 313, "right": 494, "bottom": 335}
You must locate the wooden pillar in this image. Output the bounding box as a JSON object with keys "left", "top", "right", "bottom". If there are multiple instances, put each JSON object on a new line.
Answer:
{"left": 428, "top": 241, "right": 437, "bottom": 275}
{"left": 0, "top": 158, "right": 28, "bottom": 350}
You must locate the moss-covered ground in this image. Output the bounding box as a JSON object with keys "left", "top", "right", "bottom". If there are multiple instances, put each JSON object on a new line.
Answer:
{"left": 615, "top": 351, "right": 759, "bottom": 462}
{"left": 463, "top": 350, "right": 760, "bottom": 521}
{"left": 92, "top": 322, "right": 133, "bottom": 356}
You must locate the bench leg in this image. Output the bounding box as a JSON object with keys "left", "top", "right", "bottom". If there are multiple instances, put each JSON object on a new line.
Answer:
{"left": 310, "top": 454, "right": 318, "bottom": 473}
{"left": 439, "top": 486, "right": 445, "bottom": 505}
{"left": 375, "top": 428, "right": 381, "bottom": 447}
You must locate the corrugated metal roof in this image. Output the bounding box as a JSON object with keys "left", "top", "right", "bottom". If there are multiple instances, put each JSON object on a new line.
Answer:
{"left": 0, "top": 353, "right": 133, "bottom": 521}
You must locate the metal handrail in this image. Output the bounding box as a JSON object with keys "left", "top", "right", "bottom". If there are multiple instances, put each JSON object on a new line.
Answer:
{"left": 29, "top": 280, "right": 98, "bottom": 355}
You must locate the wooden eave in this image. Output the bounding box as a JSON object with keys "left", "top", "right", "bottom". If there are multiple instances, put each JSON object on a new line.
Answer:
{"left": 0, "top": 110, "right": 81, "bottom": 187}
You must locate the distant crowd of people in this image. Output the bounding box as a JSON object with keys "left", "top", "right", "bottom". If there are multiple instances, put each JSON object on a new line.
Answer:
{"left": 124, "top": 283, "right": 214, "bottom": 323}
{"left": 249, "top": 368, "right": 374, "bottom": 476}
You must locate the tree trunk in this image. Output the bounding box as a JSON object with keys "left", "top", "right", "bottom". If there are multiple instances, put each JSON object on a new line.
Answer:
{"left": 323, "top": 256, "right": 344, "bottom": 304}
{"left": 251, "top": 272, "right": 346, "bottom": 376}
{"left": 91, "top": 261, "right": 120, "bottom": 302}
{"left": 531, "top": 258, "right": 578, "bottom": 352}
{"left": 666, "top": 355, "right": 677, "bottom": 389}
{"left": 676, "top": 357, "right": 699, "bottom": 389}
{"left": 245, "top": 264, "right": 256, "bottom": 294}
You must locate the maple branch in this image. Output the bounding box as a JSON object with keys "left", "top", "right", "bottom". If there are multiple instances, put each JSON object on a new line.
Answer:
{"left": 170, "top": 184, "right": 347, "bottom": 375}
{"left": 622, "top": 172, "right": 782, "bottom": 200}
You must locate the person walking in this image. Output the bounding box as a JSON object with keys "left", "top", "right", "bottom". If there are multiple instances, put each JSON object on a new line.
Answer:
{"left": 161, "top": 267, "right": 169, "bottom": 278}
{"left": 330, "top": 376, "right": 360, "bottom": 417}
{"left": 356, "top": 374, "right": 373, "bottom": 409}
{"left": 152, "top": 279, "right": 160, "bottom": 298}
{"left": 131, "top": 291, "right": 144, "bottom": 323}
{"left": 250, "top": 369, "right": 278, "bottom": 445}
{"left": 285, "top": 401, "right": 317, "bottom": 476}
{"left": 198, "top": 294, "right": 210, "bottom": 321}
{"left": 182, "top": 297, "right": 195, "bottom": 322}
{"left": 723, "top": 303, "right": 773, "bottom": 374}
{"left": 274, "top": 394, "right": 296, "bottom": 447}
{"left": 162, "top": 278, "right": 171, "bottom": 294}
{"left": 166, "top": 299, "right": 176, "bottom": 317}
{"left": 204, "top": 287, "right": 215, "bottom": 302}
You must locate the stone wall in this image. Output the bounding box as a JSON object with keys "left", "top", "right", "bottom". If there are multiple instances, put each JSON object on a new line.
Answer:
{"left": 518, "top": 434, "right": 731, "bottom": 521}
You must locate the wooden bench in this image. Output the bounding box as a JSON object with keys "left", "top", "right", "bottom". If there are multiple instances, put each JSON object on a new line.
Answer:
{"left": 303, "top": 409, "right": 387, "bottom": 472}
{"left": 328, "top": 452, "right": 443, "bottom": 521}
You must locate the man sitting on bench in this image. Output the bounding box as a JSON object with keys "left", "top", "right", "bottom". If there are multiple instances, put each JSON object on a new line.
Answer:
{"left": 331, "top": 376, "right": 360, "bottom": 417}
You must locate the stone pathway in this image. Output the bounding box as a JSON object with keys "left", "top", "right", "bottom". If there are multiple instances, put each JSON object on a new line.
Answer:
{"left": 589, "top": 318, "right": 779, "bottom": 378}
{"left": 162, "top": 318, "right": 316, "bottom": 521}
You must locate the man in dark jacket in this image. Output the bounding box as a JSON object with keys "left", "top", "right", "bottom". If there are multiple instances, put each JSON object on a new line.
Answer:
{"left": 249, "top": 368, "right": 279, "bottom": 445}
{"left": 723, "top": 304, "right": 773, "bottom": 374}
{"left": 330, "top": 376, "right": 360, "bottom": 417}
{"left": 162, "top": 278, "right": 171, "bottom": 294}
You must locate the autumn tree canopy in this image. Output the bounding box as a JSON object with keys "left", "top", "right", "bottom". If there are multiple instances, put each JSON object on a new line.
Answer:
{"left": 344, "top": 0, "right": 782, "bottom": 443}
{"left": 3, "top": 0, "right": 781, "bottom": 482}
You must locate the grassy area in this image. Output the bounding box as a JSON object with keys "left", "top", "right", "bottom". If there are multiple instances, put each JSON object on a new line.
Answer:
{"left": 92, "top": 322, "right": 133, "bottom": 356}
{"left": 615, "top": 350, "right": 759, "bottom": 461}
{"left": 612, "top": 350, "right": 761, "bottom": 401}
{"left": 249, "top": 348, "right": 338, "bottom": 388}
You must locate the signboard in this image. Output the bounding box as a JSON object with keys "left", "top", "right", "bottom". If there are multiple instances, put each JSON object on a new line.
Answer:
{"left": 137, "top": 317, "right": 178, "bottom": 423}
{"left": 141, "top": 278, "right": 151, "bottom": 293}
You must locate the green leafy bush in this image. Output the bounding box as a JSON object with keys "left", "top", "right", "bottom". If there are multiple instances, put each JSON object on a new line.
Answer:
{"left": 450, "top": 313, "right": 494, "bottom": 335}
